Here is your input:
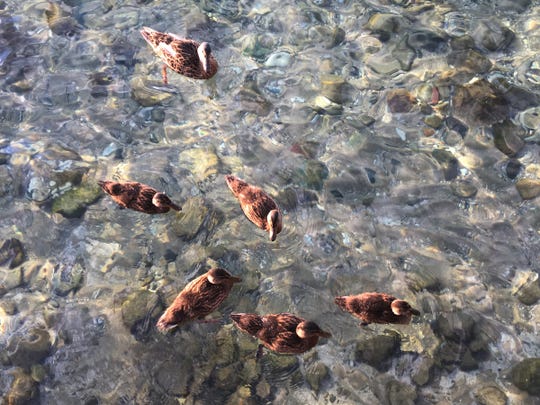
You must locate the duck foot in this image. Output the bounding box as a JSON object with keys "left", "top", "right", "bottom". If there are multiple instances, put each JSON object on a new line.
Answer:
{"left": 161, "top": 65, "right": 168, "bottom": 85}
{"left": 256, "top": 344, "right": 264, "bottom": 361}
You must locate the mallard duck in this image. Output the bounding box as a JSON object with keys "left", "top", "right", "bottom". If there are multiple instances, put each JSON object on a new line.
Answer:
{"left": 230, "top": 312, "right": 331, "bottom": 356}
{"left": 225, "top": 175, "right": 283, "bottom": 241}
{"left": 140, "top": 26, "right": 218, "bottom": 84}
{"left": 335, "top": 292, "right": 420, "bottom": 326}
{"left": 98, "top": 180, "right": 181, "bottom": 214}
{"left": 157, "top": 268, "right": 241, "bottom": 332}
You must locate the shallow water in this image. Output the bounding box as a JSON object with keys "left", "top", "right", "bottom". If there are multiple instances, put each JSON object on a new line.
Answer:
{"left": 1, "top": 0, "right": 539, "bottom": 404}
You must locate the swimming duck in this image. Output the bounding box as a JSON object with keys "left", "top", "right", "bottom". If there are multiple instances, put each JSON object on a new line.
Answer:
{"left": 335, "top": 292, "right": 420, "bottom": 326}
{"left": 225, "top": 175, "right": 283, "bottom": 241}
{"left": 230, "top": 312, "right": 331, "bottom": 356}
{"left": 157, "top": 268, "right": 241, "bottom": 332}
{"left": 98, "top": 180, "right": 181, "bottom": 214}
{"left": 140, "top": 26, "right": 218, "bottom": 84}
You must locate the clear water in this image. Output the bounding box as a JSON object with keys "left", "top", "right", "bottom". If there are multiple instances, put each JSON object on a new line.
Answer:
{"left": 0, "top": 0, "right": 539, "bottom": 404}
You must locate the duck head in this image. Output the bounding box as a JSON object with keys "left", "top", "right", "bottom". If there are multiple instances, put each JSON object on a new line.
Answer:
{"left": 207, "top": 268, "right": 242, "bottom": 284}
{"left": 267, "top": 209, "right": 282, "bottom": 241}
{"left": 296, "top": 321, "right": 332, "bottom": 339}
{"left": 198, "top": 42, "right": 212, "bottom": 73}
{"left": 152, "top": 192, "right": 173, "bottom": 208}
{"left": 391, "top": 300, "right": 420, "bottom": 316}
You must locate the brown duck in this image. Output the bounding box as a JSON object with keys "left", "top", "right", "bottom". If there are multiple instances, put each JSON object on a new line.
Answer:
{"left": 335, "top": 292, "right": 420, "bottom": 326}
{"left": 230, "top": 312, "right": 331, "bottom": 356}
{"left": 98, "top": 180, "right": 181, "bottom": 214}
{"left": 140, "top": 26, "right": 218, "bottom": 84}
{"left": 157, "top": 268, "right": 241, "bottom": 332}
{"left": 225, "top": 175, "right": 283, "bottom": 241}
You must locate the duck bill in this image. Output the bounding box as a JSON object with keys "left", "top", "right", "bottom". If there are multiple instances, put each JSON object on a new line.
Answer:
{"left": 269, "top": 229, "right": 277, "bottom": 241}
{"left": 319, "top": 330, "right": 332, "bottom": 339}
{"left": 230, "top": 275, "right": 242, "bottom": 283}
{"left": 411, "top": 308, "right": 421, "bottom": 316}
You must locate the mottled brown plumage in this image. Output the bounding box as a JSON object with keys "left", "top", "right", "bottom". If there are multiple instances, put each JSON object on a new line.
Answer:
{"left": 335, "top": 292, "right": 420, "bottom": 325}
{"left": 157, "top": 268, "right": 241, "bottom": 332}
{"left": 98, "top": 180, "right": 181, "bottom": 214}
{"left": 230, "top": 312, "right": 331, "bottom": 355}
{"left": 140, "top": 26, "right": 218, "bottom": 84}
{"left": 225, "top": 175, "right": 283, "bottom": 241}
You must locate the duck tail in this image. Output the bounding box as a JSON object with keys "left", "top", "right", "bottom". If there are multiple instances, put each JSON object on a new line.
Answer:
{"left": 156, "top": 307, "right": 185, "bottom": 333}
{"left": 230, "top": 313, "right": 263, "bottom": 335}
{"left": 334, "top": 296, "right": 347, "bottom": 311}
{"left": 224, "top": 175, "right": 248, "bottom": 195}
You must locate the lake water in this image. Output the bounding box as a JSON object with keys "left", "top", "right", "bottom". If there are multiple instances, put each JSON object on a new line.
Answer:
{"left": 1, "top": 0, "right": 539, "bottom": 404}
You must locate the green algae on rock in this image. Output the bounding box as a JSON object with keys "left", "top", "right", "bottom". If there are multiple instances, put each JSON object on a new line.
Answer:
{"left": 511, "top": 358, "right": 540, "bottom": 396}
{"left": 51, "top": 181, "right": 102, "bottom": 218}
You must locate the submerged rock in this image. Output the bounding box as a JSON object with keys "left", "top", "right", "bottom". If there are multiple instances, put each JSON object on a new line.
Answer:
{"left": 4, "top": 368, "right": 38, "bottom": 405}
{"left": 0, "top": 238, "right": 26, "bottom": 269}
{"left": 386, "top": 379, "right": 417, "bottom": 405}
{"left": 472, "top": 18, "right": 515, "bottom": 52}
{"left": 51, "top": 181, "right": 102, "bottom": 218}
{"left": 171, "top": 197, "right": 221, "bottom": 241}
{"left": 505, "top": 159, "right": 522, "bottom": 179}
{"left": 447, "top": 48, "right": 492, "bottom": 74}
{"left": 516, "top": 179, "right": 540, "bottom": 200}
{"left": 310, "top": 95, "right": 343, "bottom": 115}
{"left": 178, "top": 146, "right": 220, "bottom": 185}
{"left": 513, "top": 271, "right": 540, "bottom": 305}
{"left": 451, "top": 180, "right": 477, "bottom": 198}
{"left": 412, "top": 357, "right": 435, "bottom": 386}
{"left": 453, "top": 79, "right": 510, "bottom": 126}
{"left": 51, "top": 261, "right": 84, "bottom": 297}
{"left": 475, "top": 385, "right": 508, "bottom": 405}
{"left": 305, "top": 361, "right": 330, "bottom": 393}
{"left": 511, "top": 358, "right": 540, "bottom": 396}
{"left": 431, "top": 149, "right": 459, "bottom": 181}
{"left": 355, "top": 331, "right": 401, "bottom": 371}
{"left": 492, "top": 120, "right": 525, "bottom": 157}
{"left": 120, "top": 289, "right": 162, "bottom": 338}
{"left": 7, "top": 327, "right": 52, "bottom": 368}
{"left": 387, "top": 89, "right": 415, "bottom": 113}
{"left": 154, "top": 358, "right": 192, "bottom": 397}
{"left": 130, "top": 76, "right": 177, "bottom": 107}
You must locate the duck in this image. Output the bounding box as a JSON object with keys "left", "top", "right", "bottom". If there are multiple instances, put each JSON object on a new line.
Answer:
{"left": 140, "top": 26, "right": 218, "bottom": 84}
{"left": 157, "top": 268, "right": 241, "bottom": 332}
{"left": 230, "top": 312, "right": 331, "bottom": 356}
{"left": 225, "top": 175, "right": 283, "bottom": 241}
{"left": 335, "top": 292, "right": 420, "bottom": 326}
{"left": 98, "top": 180, "right": 181, "bottom": 214}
